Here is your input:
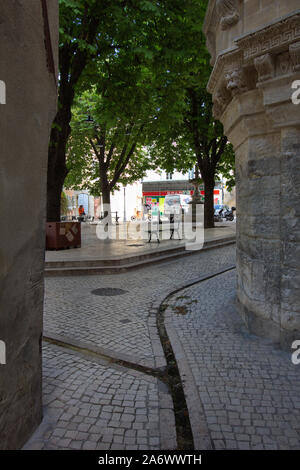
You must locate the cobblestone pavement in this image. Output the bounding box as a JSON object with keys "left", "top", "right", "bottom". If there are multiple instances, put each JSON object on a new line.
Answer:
{"left": 24, "top": 343, "right": 175, "bottom": 450}
{"left": 165, "top": 270, "right": 300, "bottom": 450}
{"left": 44, "top": 245, "right": 236, "bottom": 368}
{"left": 25, "top": 245, "right": 235, "bottom": 450}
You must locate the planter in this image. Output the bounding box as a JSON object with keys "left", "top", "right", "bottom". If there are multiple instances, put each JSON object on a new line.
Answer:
{"left": 46, "top": 222, "right": 81, "bottom": 250}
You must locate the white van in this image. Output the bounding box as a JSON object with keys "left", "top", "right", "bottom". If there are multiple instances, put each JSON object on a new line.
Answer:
{"left": 164, "top": 194, "right": 191, "bottom": 217}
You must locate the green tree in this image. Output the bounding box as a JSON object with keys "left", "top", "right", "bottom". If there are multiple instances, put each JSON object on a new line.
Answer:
{"left": 48, "top": 0, "right": 105, "bottom": 221}
{"left": 146, "top": 1, "right": 235, "bottom": 228}
{"left": 49, "top": 0, "right": 193, "bottom": 222}
{"left": 65, "top": 85, "right": 155, "bottom": 214}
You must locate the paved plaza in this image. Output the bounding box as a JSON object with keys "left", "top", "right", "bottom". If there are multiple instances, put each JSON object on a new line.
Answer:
{"left": 24, "top": 244, "right": 300, "bottom": 450}
{"left": 45, "top": 221, "right": 236, "bottom": 264}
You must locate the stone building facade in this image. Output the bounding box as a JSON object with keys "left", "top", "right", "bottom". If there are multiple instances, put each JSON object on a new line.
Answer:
{"left": 204, "top": 1, "right": 300, "bottom": 348}
{"left": 0, "top": 1, "right": 58, "bottom": 449}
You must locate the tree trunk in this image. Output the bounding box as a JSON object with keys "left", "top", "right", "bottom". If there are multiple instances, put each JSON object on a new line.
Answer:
{"left": 101, "top": 183, "right": 112, "bottom": 226}
{"left": 47, "top": 174, "right": 65, "bottom": 222}
{"left": 203, "top": 175, "right": 215, "bottom": 229}
{"left": 46, "top": 104, "right": 72, "bottom": 222}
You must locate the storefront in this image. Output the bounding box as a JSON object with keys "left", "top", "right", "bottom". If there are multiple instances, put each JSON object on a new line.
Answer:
{"left": 142, "top": 180, "right": 222, "bottom": 214}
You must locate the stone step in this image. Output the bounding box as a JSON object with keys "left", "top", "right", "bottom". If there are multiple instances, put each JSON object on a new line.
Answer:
{"left": 45, "top": 237, "right": 236, "bottom": 276}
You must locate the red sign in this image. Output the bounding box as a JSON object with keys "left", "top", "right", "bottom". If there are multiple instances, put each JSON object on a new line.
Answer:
{"left": 143, "top": 190, "right": 220, "bottom": 197}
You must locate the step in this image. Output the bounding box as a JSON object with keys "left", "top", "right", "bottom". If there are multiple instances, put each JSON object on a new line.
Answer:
{"left": 45, "top": 237, "right": 236, "bottom": 276}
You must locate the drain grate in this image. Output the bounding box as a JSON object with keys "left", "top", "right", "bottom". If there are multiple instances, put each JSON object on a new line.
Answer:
{"left": 91, "top": 288, "right": 128, "bottom": 296}
{"left": 119, "top": 318, "right": 131, "bottom": 324}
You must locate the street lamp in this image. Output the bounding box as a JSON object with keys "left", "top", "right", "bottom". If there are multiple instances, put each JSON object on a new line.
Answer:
{"left": 123, "top": 186, "right": 126, "bottom": 222}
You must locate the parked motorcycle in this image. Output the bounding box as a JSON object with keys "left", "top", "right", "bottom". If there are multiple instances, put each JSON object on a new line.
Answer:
{"left": 214, "top": 205, "right": 236, "bottom": 222}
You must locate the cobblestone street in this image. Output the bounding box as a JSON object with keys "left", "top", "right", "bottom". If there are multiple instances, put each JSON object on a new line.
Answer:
{"left": 24, "top": 244, "right": 300, "bottom": 450}
{"left": 164, "top": 271, "right": 300, "bottom": 450}
{"left": 43, "top": 244, "right": 236, "bottom": 368}
{"left": 24, "top": 343, "right": 172, "bottom": 450}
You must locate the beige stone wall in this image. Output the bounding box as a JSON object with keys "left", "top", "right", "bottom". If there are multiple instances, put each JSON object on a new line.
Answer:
{"left": 204, "top": 1, "right": 300, "bottom": 348}
{"left": 0, "top": 0, "right": 58, "bottom": 449}
{"left": 204, "top": 1, "right": 300, "bottom": 62}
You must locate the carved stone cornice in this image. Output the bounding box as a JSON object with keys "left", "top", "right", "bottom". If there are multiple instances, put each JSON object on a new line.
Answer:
{"left": 216, "top": 0, "right": 240, "bottom": 31}
{"left": 236, "top": 11, "right": 300, "bottom": 63}
{"left": 207, "top": 10, "right": 300, "bottom": 119}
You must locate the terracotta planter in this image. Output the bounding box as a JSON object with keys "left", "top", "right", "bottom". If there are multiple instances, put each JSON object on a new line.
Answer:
{"left": 46, "top": 222, "right": 81, "bottom": 250}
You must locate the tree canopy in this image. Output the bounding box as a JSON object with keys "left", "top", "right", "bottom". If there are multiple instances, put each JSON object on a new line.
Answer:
{"left": 50, "top": 0, "right": 235, "bottom": 227}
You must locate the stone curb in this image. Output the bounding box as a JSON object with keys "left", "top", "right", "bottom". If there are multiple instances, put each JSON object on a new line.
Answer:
{"left": 150, "top": 265, "right": 236, "bottom": 450}
{"left": 43, "top": 332, "right": 157, "bottom": 370}
{"left": 158, "top": 381, "right": 177, "bottom": 450}
{"left": 164, "top": 316, "right": 212, "bottom": 450}
{"left": 45, "top": 237, "right": 236, "bottom": 276}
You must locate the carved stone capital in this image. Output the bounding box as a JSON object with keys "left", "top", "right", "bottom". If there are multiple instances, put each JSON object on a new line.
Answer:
{"left": 254, "top": 54, "right": 275, "bottom": 82}
{"left": 216, "top": 0, "right": 240, "bottom": 30}
{"left": 289, "top": 41, "right": 300, "bottom": 71}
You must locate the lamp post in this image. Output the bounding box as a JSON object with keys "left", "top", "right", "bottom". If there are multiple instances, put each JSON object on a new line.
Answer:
{"left": 189, "top": 164, "right": 203, "bottom": 224}
{"left": 123, "top": 186, "right": 126, "bottom": 222}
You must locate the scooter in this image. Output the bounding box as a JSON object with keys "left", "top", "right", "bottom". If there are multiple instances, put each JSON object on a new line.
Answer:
{"left": 220, "top": 207, "right": 236, "bottom": 221}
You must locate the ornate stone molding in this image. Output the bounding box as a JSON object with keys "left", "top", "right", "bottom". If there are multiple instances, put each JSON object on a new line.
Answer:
{"left": 254, "top": 54, "right": 275, "bottom": 82}
{"left": 216, "top": 0, "right": 240, "bottom": 30}
{"left": 236, "top": 12, "right": 300, "bottom": 63}
{"left": 289, "top": 41, "right": 300, "bottom": 71}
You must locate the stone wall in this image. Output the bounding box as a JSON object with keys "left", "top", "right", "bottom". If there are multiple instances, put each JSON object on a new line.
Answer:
{"left": 204, "top": 1, "right": 300, "bottom": 349}
{"left": 0, "top": 0, "right": 58, "bottom": 449}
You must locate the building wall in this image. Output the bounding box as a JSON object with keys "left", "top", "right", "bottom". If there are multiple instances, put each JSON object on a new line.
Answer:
{"left": 0, "top": 1, "right": 58, "bottom": 448}
{"left": 204, "top": 0, "right": 300, "bottom": 348}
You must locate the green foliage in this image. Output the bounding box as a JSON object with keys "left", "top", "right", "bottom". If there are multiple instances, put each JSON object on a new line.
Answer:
{"left": 58, "top": 0, "right": 235, "bottom": 210}
{"left": 145, "top": 1, "right": 235, "bottom": 193}
{"left": 65, "top": 86, "right": 155, "bottom": 195}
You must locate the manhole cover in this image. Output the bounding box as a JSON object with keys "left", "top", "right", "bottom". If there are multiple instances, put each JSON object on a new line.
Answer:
{"left": 127, "top": 244, "right": 144, "bottom": 247}
{"left": 91, "top": 288, "right": 128, "bottom": 296}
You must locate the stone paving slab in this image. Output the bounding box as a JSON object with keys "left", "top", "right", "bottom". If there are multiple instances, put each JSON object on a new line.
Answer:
{"left": 164, "top": 270, "right": 300, "bottom": 450}
{"left": 23, "top": 343, "right": 176, "bottom": 450}
{"left": 45, "top": 222, "right": 236, "bottom": 264}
